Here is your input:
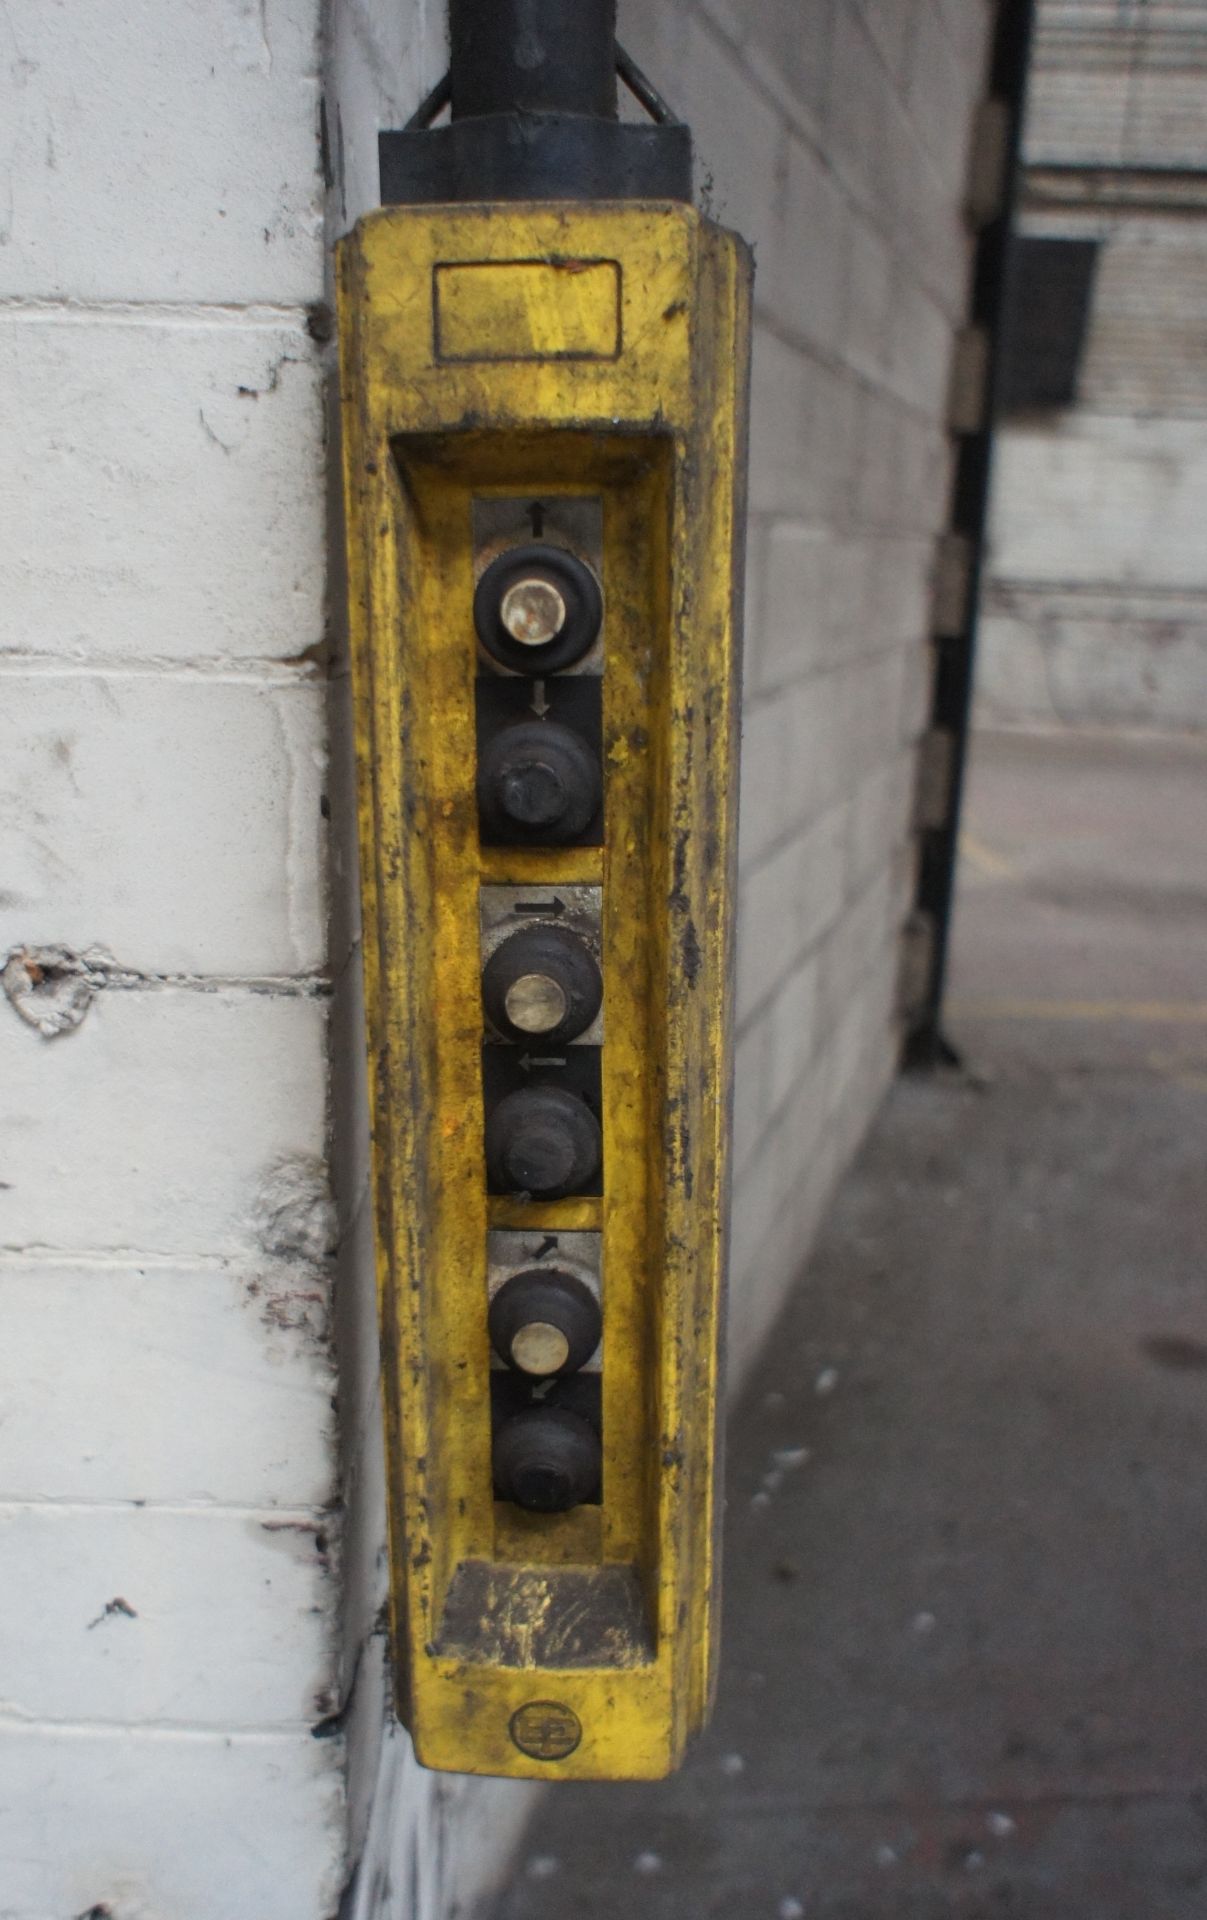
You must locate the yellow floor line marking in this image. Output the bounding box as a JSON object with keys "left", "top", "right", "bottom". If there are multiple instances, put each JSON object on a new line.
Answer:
{"left": 958, "top": 832, "right": 1019, "bottom": 881}
{"left": 949, "top": 998, "right": 1207, "bottom": 1024}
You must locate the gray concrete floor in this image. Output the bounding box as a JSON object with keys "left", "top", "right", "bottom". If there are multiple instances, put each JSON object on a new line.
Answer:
{"left": 489, "top": 728, "right": 1207, "bottom": 1920}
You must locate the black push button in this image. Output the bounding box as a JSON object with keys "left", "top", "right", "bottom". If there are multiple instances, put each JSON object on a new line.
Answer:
{"left": 485, "top": 1084, "right": 601, "bottom": 1198}
{"left": 477, "top": 718, "right": 601, "bottom": 844}
{"left": 493, "top": 1407, "right": 602, "bottom": 1511}
{"left": 474, "top": 543, "right": 602, "bottom": 675}
{"left": 483, "top": 923, "right": 602, "bottom": 1047}
{"left": 489, "top": 1268, "right": 602, "bottom": 1377}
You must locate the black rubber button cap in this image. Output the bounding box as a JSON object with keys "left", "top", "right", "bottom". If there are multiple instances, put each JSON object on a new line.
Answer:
{"left": 493, "top": 1407, "right": 602, "bottom": 1512}
{"left": 477, "top": 719, "right": 600, "bottom": 844}
{"left": 482, "top": 923, "right": 603, "bottom": 1047}
{"left": 485, "top": 1085, "right": 601, "bottom": 1198}
{"left": 489, "top": 1268, "right": 602, "bottom": 1376}
{"left": 474, "top": 543, "right": 602, "bottom": 675}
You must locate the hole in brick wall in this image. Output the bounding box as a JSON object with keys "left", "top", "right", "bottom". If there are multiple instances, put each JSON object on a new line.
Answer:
{"left": 1, "top": 944, "right": 107, "bottom": 1038}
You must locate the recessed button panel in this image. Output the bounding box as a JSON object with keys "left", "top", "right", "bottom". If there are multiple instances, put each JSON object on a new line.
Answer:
{"left": 475, "top": 510, "right": 607, "bottom": 1505}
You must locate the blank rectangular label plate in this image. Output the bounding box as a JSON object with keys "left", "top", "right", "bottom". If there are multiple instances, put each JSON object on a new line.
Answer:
{"left": 434, "top": 260, "right": 622, "bottom": 363}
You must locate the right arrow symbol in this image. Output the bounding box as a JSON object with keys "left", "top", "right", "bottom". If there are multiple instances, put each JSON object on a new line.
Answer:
{"left": 513, "top": 896, "right": 566, "bottom": 917}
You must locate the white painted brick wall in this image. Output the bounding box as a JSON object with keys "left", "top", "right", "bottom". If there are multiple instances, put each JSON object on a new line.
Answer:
{"left": 0, "top": 0, "right": 341, "bottom": 1914}
{"left": 0, "top": 1504, "right": 331, "bottom": 1726}
{"left": 0, "top": 1728, "right": 343, "bottom": 1919}
{"left": 1, "top": 990, "right": 327, "bottom": 1253}
{"left": 0, "top": 1262, "right": 334, "bottom": 1506}
{"left": 1, "top": 0, "right": 324, "bottom": 302}
{"left": 0, "top": 316, "right": 326, "bottom": 663}
{"left": 0, "top": 673, "right": 327, "bottom": 975}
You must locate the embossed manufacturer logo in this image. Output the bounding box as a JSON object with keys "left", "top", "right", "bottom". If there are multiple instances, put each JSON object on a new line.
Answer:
{"left": 509, "top": 1699, "right": 583, "bottom": 1761}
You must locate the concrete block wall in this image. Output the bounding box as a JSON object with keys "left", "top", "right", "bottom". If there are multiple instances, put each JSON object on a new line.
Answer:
{"left": 653, "top": 0, "right": 993, "bottom": 1385}
{"left": 0, "top": 3, "right": 344, "bottom": 1917}
{"left": 980, "top": 400, "right": 1207, "bottom": 730}
{"left": 978, "top": 0, "right": 1207, "bottom": 730}
{"left": 1024, "top": 0, "right": 1207, "bottom": 172}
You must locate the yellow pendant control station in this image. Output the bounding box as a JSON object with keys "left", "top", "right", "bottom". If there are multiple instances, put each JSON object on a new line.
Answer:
{"left": 337, "top": 25, "right": 751, "bottom": 1776}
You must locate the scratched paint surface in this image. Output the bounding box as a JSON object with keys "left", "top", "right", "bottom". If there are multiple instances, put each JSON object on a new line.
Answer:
{"left": 338, "top": 201, "right": 751, "bottom": 1779}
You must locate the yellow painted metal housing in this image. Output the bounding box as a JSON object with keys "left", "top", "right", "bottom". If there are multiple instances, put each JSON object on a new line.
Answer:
{"left": 337, "top": 200, "right": 751, "bottom": 1779}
